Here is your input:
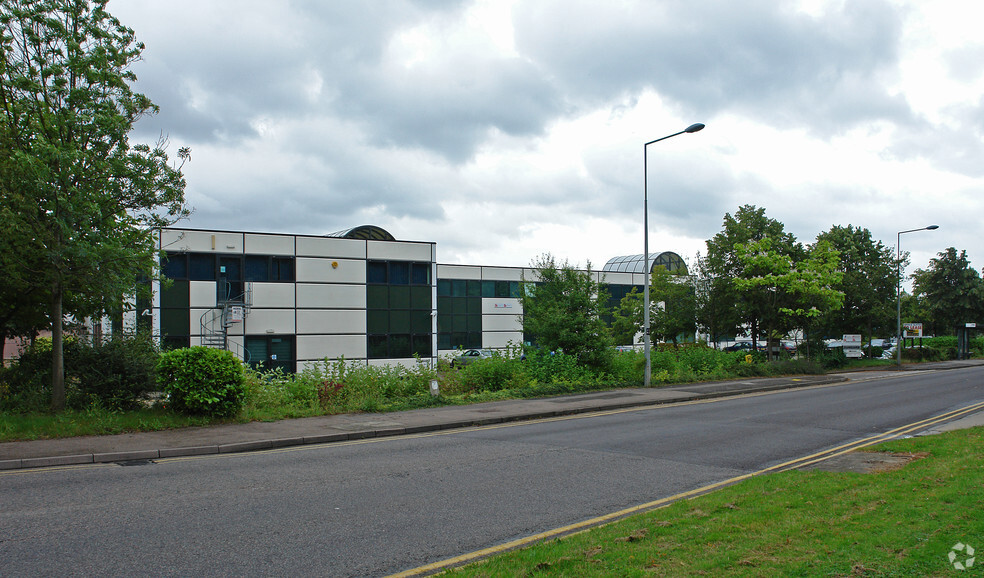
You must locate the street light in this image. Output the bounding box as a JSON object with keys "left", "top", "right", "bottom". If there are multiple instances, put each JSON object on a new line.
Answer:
{"left": 896, "top": 224, "right": 939, "bottom": 368}
{"left": 643, "top": 123, "right": 705, "bottom": 387}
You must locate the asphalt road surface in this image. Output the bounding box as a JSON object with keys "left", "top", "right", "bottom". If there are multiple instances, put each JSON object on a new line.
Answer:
{"left": 2, "top": 367, "right": 982, "bottom": 577}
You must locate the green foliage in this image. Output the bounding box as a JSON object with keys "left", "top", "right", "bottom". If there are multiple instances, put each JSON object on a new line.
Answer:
{"left": 519, "top": 254, "right": 613, "bottom": 368}
{"left": 157, "top": 347, "right": 246, "bottom": 417}
{"left": 0, "top": 0, "right": 190, "bottom": 410}
{"left": 912, "top": 247, "right": 984, "bottom": 335}
{"left": 649, "top": 266, "right": 697, "bottom": 345}
{"left": 610, "top": 287, "right": 643, "bottom": 346}
{"left": 0, "top": 334, "right": 160, "bottom": 411}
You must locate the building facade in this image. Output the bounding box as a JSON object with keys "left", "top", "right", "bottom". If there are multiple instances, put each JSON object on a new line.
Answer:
{"left": 145, "top": 227, "right": 676, "bottom": 372}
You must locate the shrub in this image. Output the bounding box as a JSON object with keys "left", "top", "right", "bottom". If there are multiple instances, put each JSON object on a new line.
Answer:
{"left": 157, "top": 347, "right": 246, "bottom": 417}
{"left": 72, "top": 334, "right": 161, "bottom": 410}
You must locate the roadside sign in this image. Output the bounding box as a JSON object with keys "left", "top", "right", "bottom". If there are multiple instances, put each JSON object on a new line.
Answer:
{"left": 903, "top": 323, "right": 923, "bottom": 338}
{"left": 842, "top": 334, "right": 863, "bottom": 358}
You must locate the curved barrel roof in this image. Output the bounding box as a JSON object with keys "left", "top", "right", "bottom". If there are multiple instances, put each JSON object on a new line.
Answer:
{"left": 602, "top": 252, "right": 688, "bottom": 275}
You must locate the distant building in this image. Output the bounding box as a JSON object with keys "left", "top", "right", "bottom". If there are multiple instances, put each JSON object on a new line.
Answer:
{"left": 128, "top": 226, "right": 683, "bottom": 372}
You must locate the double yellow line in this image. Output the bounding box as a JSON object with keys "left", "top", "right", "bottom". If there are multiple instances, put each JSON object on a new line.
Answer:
{"left": 388, "top": 399, "right": 984, "bottom": 577}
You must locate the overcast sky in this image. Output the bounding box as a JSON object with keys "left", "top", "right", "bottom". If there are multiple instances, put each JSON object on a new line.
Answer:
{"left": 112, "top": 0, "right": 982, "bottom": 279}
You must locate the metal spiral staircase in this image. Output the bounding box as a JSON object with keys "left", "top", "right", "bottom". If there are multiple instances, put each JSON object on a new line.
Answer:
{"left": 200, "top": 281, "right": 252, "bottom": 363}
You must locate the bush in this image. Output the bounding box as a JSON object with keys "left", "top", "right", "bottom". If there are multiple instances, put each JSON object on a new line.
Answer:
{"left": 157, "top": 347, "right": 246, "bottom": 417}
{"left": 0, "top": 334, "right": 160, "bottom": 412}
{"left": 73, "top": 334, "right": 161, "bottom": 410}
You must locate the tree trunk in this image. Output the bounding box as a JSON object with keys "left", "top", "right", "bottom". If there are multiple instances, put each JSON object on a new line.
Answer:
{"left": 50, "top": 286, "right": 65, "bottom": 412}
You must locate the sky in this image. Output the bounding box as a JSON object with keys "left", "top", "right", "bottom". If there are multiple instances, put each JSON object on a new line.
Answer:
{"left": 111, "top": 0, "right": 983, "bottom": 281}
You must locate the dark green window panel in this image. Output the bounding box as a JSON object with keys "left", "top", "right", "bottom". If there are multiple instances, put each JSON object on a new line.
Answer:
{"left": 466, "top": 314, "right": 482, "bottom": 332}
{"left": 162, "top": 253, "right": 187, "bottom": 279}
{"left": 367, "top": 285, "right": 389, "bottom": 309}
{"left": 246, "top": 337, "right": 268, "bottom": 367}
{"left": 437, "top": 296, "right": 452, "bottom": 315}
{"left": 390, "top": 310, "right": 411, "bottom": 333}
{"left": 410, "top": 286, "right": 431, "bottom": 310}
{"left": 389, "top": 262, "right": 410, "bottom": 285}
{"left": 412, "top": 263, "right": 430, "bottom": 285}
{"left": 451, "top": 279, "right": 466, "bottom": 297}
{"left": 452, "top": 315, "right": 467, "bottom": 332}
{"left": 412, "top": 310, "right": 431, "bottom": 333}
{"left": 437, "top": 279, "right": 452, "bottom": 297}
{"left": 412, "top": 335, "right": 432, "bottom": 357}
{"left": 495, "top": 281, "right": 510, "bottom": 298}
{"left": 389, "top": 334, "right": 411, "bottom": 358}
{"left": 451, "top": 332, "right": 467, "bottom": 348}
{"left": 437, "top": 333, "right": 451, "bottom": 350}
{"left": 467, "top": 280, "right": 481, "bottom": 297}
{"left": 367, "top": 310, "right": 389, "bottom": 333}
{"left": 482, "top": 281, "right": 495, "bottom": 298}
{"left": 368, "top": 335, "right": 388, "bottom": 358}
{"left": 466, "top": 332, "right": 482, "bottom": 349}
{"left": 161, "top": 280, "right": 189, "bottom": 309}
{"left": 245, "top": 255, "right": 269, "bottom": 281}
{"left": 189, "top": 254, "right": 215, "bottom": 280}
{"left": 437, "top": 314, "right": 450, "bottom": 333}
{"left": 161, "top": 308, "right": 189, "bottom": 336}
{"left": 466, "top": 298, "right": 481, "bottom": 315}
{"left": 510, "top": 281, "right": 521, "bottom": 298}
{"left": 389, "top": 286, "right": 411, "bottom": 310}
{"left": 451, "top": 298, "right": 467, "bottom": 315}
{"left": 367, "top": 261, "right": 387, "bottom": 284}
{"left": 273, "top": 257, "right": 294, "bottom": 281}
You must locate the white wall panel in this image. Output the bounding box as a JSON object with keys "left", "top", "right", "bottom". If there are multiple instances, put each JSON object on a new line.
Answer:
{"left": 250, "top": 283, "right": 295, "bottom": 308}
{"left": 482, "top": 332, "right": 523, "bottom": 349}
{"left": 296, "top": 310, "right": 367, "bottom": 334}
{"left": 296, "top": 258, "right": 366, "bottom": 283}
{"left": 244, "top": 234, "right": 294, "bottom": 255}
{"left": 481, "top": 314, "right": 522, "bottom": 331}
{"left": 166, "top": 230, "right": 244, "bottom": 253}
{"left": 297, "top": 335, "right": 366, "bottom": 360}
{"left": 295, "top": 236, "right": 366, "bottom": 259}
{"left": 243, "top": 309, "right": 295, "bottom": 334}
{"left": 480, "top": 267, "right": 524, "bottom": 281}
{"left": 367, "top": 241, "right": 433, "bottom": 261}
{"left": 189, "top": 282, "right": 216, "bottom": 308}
{"left": 437, "top": 264, "right": 482, "bottom": 279}
{"left": 481, "top": 298, "right": 522, "bottom": 315}
{"left": 295, "top": 283, "right": 366, "bottom": 309}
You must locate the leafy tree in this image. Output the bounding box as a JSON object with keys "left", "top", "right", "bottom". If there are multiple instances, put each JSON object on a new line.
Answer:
{"left": 610, "top": 287, "right": 643, "bottom": 346}
{"left": 519, "top": 254, "right": 612, "bottom": 367}
{"left": 649, "top": 265, "right": 697, "bottom": 346}
{"left": 0, "top": 0, "right": 189, "bottom": 410}
{"left": 911, "top": 248, "right": 984, "bottom": 335}
{"left": 692, "top": 253, "right": 739, "bottom": 346}
{"left": 704, "top": 205, "right": 804, "bottom": 348}
{"left": 813, "top": 225, "right": 897, "bottom": 353}
{"left": 732, "top": 238, "right": 844, "bottom": 359}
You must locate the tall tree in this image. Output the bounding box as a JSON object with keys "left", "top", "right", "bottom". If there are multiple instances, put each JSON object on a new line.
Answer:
{"left": 813, "top": 225, "right": 897, "bottom": 351}
{"left": 519, "top": 254, "right": 612, "bottom": 367}
{"left": 0, "top": 0, "right": 189, "bottom": 410}
{"left": 911, "top": 248, "right": 984, "bottom": 335}
{"left": 649, "top": 265, "right": 697, "bottom": 346}
{"left": 610, "top": 287, "right": 643, "bottom": 346}
{"left": 704, "top": 205, "right": 803, "bottom": 349}
{"left": 732, "top": 238, "right": 844, "bottom": 359}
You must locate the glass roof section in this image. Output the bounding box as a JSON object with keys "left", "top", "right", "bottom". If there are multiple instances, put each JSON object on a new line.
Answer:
{"left": 602, "top": 252, "right": 688, "bottom": 275}
{"left": 324, "top": 225, "right": 396, "bottom": 241}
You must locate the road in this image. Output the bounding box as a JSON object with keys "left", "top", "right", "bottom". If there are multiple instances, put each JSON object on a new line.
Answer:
{"left": 1, "top": 367, "right": 982, "bottom": 577}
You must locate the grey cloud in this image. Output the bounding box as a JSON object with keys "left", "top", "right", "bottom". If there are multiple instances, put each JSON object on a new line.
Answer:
{"left": 512, "top": 0, "right": 914, "bottom": 135}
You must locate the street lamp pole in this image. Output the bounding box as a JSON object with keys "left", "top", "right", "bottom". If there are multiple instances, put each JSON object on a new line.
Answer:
{"left": 896, "top": 225, "right": 939, "bottom": 368}
{"left": 643, "top": 123, "right": 704, "bottom": 387}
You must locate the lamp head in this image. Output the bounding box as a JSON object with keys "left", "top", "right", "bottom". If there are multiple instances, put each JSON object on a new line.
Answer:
{"left": 926, "top": 225, "right": 939, "bottom": 230}
{"left": 685, "top": 123, "right": 705, "bottom": 133}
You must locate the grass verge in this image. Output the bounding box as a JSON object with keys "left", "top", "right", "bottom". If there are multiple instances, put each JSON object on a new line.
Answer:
{"left": 449, "top": 427, "right": 984, "bottom": 577}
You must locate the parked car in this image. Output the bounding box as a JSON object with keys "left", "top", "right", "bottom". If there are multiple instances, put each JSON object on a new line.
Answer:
{"left": 451, "top": 348, "right": 494, "bottom": 368}
{"left": 723, "top": 342, "right": 755, "bottom": 352}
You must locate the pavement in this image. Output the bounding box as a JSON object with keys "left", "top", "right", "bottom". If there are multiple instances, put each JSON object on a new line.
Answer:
{"left": 3, "top": 359, "right": 984, "bottom": 471}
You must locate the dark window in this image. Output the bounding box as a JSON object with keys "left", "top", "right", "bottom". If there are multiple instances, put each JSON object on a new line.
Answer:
{"left": 412, "top": 263, "right": 430, "bottom": 285}
{"left": 189, "top": 254, "right": 215, "bottom": 280}
{"left": 366, "top": 260, "right": 433, "bottom": 359}
{"left": 245, "top": 256, "right": 269, "bottom": 281}
{"left": 162, "top": 253, "right": 188, "bottom": 279}
{"left": 246, "top": 335, "right": 295, "bottom": 373}
{"left": 389, "top": 262, "right": 410, "bottom": 285}
{"left": 367, "top": 261, "right": 388, "bottom": 284}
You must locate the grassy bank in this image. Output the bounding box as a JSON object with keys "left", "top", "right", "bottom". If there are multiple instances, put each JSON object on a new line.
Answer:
{"left": 449, "top": 426, "right": 984, "bottom": 576}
